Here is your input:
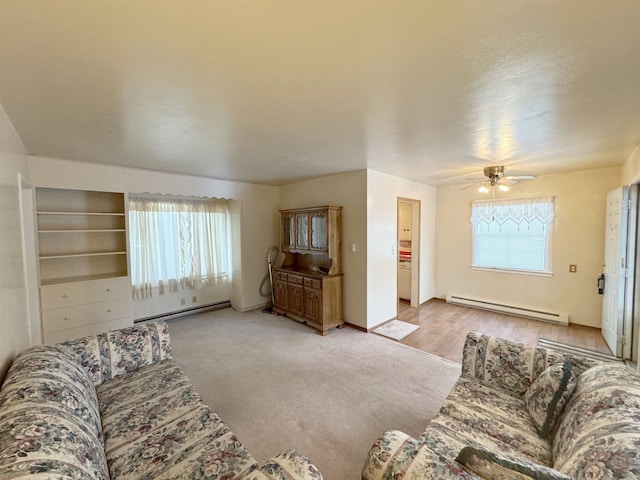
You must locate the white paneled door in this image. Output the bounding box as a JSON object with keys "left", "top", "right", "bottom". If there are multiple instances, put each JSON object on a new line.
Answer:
{"left": 602, "top": 185, "right": 637, "bottom": 358}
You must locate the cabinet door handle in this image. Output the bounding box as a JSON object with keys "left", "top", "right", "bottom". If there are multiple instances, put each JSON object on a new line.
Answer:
{"left": 62, "top": 294, "right": 69, "bottom": 298}
{"left": 107, "top": 309, "right": 112, "bottom": 313}
{"left": 106, "top": 288, "right": 111, "bottom": 292}
{"left": 63, "top": 316, "right": 71, "bottom": 320}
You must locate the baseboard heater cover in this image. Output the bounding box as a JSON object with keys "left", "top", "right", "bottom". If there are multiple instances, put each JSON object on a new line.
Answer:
{"left": 134, "top": 300, "right": 231, "bottom": 324}
{"left": 445, "top": 294, "right": 569, "bottom": 326}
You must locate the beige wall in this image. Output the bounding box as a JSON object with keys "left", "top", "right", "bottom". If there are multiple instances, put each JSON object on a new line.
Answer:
{"left": 28, "top": 156, "right": 280, "bottom": 314}
{"left": 0, "top": 103, "right": 31, "bottom": 382}
{"left": 622, "top": 145, "right": 640, "bottom": 185}
{"left": 279, "top": 171, "right": 368, "bottom": 328}
{"left": 435, "top": 167, "right": 621, "bottom": 328}
{"left": 366, "top": 170, "right": 436, "bottom": 329}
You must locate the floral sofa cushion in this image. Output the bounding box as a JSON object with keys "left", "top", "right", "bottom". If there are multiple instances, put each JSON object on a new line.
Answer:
{"left": 427, "top": 375, "right": 552, "bottom": 465}
{"left": 524, "top": 361, "right": 577, "bottom": 439}
{"left": 97, "top": 358, "right": 257, "bottom": 479}
{"left": 461, "top": 332, "right": 599, "bottom": 396}
{"left": 0, "top": 345, "right": 109, "bottom": 479}
{"left": 552, "top": 363, "right": 640, "bottom": 479}
{"left": 56, "top": 321, "right": 172, "bottom": 386}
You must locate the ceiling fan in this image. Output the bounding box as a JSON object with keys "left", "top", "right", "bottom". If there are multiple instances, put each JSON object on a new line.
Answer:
{"left": 462, "top": 166, "right": 536, "bottom": 192}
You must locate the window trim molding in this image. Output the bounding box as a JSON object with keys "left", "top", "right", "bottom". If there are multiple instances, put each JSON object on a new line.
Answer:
{"left": 470, "top": 265, "right": 554, "bottom": 278}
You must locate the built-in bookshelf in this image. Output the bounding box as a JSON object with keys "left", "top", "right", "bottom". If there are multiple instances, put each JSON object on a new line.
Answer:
{"left": 36, "top": 188, "right": 128, "bottom": 285}
{"left": 35, "top": 187, "right": 132, "bottom": 343}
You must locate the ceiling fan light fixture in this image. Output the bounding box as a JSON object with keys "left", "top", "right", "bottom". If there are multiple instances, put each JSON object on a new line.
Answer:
{"left": 463, "top": 165, "right": 535, "bottom": 193}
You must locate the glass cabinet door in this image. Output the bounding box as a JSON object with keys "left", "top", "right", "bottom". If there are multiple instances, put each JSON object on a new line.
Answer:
{"left": 310, "top": 211, "right": 328, "bottom": 250}
{"left": 282, "top": 214, "right": 295, "bottom": 249}
{"left": 296, "top": 213, "right": 309, "bottom": 249}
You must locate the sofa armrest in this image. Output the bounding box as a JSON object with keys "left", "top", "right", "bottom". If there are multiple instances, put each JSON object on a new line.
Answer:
{"left": 362, "top": 430, "right": 481, "bottom": 480}
{"left": 56, "top": 321, "right": 172, "bottom": 386}
{"left": 461, "top": 332, "right": 601, "bottom": 396}
{"left": 240, "top": 451, "right": 323, "bottom": 480}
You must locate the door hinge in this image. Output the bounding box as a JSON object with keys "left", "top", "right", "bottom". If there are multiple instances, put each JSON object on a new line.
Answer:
{"left": 618, "top": 335, "right": 627, "bottom": 345}
{"left": 627, "top": 199, "right": 634, "bottom": 210}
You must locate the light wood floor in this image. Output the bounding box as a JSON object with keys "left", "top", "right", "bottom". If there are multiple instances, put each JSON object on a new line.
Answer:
{"left": 396, "top": 298, "right": 612, "bottom": 364}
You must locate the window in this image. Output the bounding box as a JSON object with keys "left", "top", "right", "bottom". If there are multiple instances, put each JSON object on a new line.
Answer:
{"left": 470, "top": 196, "right": 555, "bottom": 275}
{"left": 128, "top": 194, "right": 232, "bottom": 298}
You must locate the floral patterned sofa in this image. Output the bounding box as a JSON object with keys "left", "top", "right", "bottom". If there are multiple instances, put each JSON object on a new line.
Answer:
{"left": 363, "top": 331, "right": 640, "bottom": 479}
{"left": 0, "top": 321, "right": 322, "bottom": 480}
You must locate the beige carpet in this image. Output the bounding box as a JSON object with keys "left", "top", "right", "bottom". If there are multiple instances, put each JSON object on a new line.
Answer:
{"left": 167, "top": 308, "right": 461, "bottom": 480}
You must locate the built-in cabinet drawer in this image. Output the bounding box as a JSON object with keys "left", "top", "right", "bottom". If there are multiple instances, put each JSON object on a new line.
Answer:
{"left": 41, "top": 277, "right": 130, "bottom": 310}
{"left": 42, "top": 298, "right": 131, "bottom": 333}
{"left": 40, "top": 276, "right": 132, "bottom": 344}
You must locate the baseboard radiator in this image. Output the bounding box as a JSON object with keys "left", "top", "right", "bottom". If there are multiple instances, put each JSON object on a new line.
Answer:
{"left": 445, "top": 294, "right": 569, "bottom": 326}
{"left": 134, "top": 301, "right": 231, "bottom": 324}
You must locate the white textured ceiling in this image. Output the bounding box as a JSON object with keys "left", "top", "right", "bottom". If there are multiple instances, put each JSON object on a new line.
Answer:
{"left": 1, "top": 1, "right": 639, "bottom": 186}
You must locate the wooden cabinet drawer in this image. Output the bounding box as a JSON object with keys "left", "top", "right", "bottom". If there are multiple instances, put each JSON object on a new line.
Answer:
{"left": 41, "top": 277, "right": 129, "bottom": 309}
{"left": 42, "top": 299, "right": 131, "bottom": 333}
{"left": 43, "top": 317, "right": 132, "bottom": 344}
{"left": 274, "top": 271, "right": 288, "bottom": 282}
{"left": 303, "top": 277, "right": 322, "bottom": 289}
{"left": 287, "top": 274, "right": 303, "bottom": 285}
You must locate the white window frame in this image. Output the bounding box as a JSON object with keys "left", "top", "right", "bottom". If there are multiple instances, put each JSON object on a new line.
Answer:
{"left": 470, "top": 196, "right": 555, "bottom": 277}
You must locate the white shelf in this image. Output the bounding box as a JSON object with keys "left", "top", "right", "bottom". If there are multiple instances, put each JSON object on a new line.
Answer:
{"left": 38, "top": 211, "right": 125, "bottom": 216}
{"left": 39, "top": 229, "right": 126, "bottom": 233}
{"left": 40, "top": 272, "right": 129, "bottom": 286}
{"left": 40, "top": 251, "right": 127, "bottom": 260}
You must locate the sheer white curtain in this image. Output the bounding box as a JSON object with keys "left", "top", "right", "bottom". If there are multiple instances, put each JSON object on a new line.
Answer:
{"left": 470, "top": 196, "right": 556, "bottom": 227}
{"left": 128, "top": 194, "right": 232, "bottom": 298}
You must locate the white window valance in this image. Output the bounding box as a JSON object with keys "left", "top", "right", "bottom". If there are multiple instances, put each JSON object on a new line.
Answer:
{"left": 470, "top": 196, "right": 556, "bottom": 227}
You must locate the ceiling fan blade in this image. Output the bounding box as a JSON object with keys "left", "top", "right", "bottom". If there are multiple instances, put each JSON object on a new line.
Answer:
{"left": 505, "top": 175, "right": 536, "bottom": 180}
{"left": 461, "top": 182, "right": 484, "bottom": 191}
{"left": 502, "top": 178, "right": 520, "bottom": 186}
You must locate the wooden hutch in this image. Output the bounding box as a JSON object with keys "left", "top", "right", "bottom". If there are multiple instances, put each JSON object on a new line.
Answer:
{"left": 272, "top": 205, "right": 343, "bottom": 335}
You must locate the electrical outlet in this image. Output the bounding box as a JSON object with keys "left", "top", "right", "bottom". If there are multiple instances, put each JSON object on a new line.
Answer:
{"left": 192, "top": 295, "right": 198, "bottom": 303}
{"left": 180, "top": 298, "right": 186, "bottom": 305}
{"left": 569, "top": 264, "right": 577, "bottom": 273}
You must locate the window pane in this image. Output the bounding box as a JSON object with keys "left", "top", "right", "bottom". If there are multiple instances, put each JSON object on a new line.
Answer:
{"left": 471, "top": 198, "right": 554, "bottom": 273}
{"left": 475, "top": 219, "right": 546, "bottom": 270}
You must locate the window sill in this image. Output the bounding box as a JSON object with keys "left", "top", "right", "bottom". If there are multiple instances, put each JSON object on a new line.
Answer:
{"left": 470, "top": 266, "right": 554, "bottom": 278}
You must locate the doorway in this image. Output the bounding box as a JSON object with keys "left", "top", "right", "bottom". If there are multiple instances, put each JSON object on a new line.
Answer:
{"left": 397, "top": 198, "right": 420, "bottom": 308}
